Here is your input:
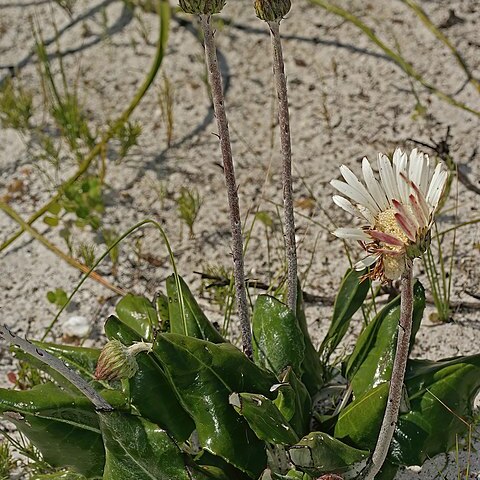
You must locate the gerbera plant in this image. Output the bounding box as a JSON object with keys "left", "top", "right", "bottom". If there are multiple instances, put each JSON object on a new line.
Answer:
{"left": 1, "top": 3, "right": 480, "bottom": 480}
{"left": 332, "top": 148, "right": 448, "bottom": 478}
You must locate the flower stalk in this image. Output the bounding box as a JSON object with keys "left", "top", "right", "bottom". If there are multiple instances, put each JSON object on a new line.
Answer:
{"left": 199, "top": 13, "right": 253, "bottom": 358}
{"left": 361, "top": 266, "right": 414, "bottom": 479}
{"left": 255, "top": 0, "right": 297, "bottom": 311}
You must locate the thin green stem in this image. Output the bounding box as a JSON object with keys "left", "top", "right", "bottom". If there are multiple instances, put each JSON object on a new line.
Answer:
{"left": 401, "top": 0, "right": 480, "bottom": 94}
{"left": 0, "top": 1, "right": 170, "bottom": 252}
{"left": 41, "top": 219, "right": 184, "bottom": 341}
{"left": 309, "top": 0, "right": 480, "bottom": 117}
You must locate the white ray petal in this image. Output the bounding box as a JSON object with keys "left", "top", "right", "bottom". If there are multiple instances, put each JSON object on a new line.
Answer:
{"left": 395, "top": 151, "right": 410, "bottom": 204}
{"left": 362, "top": 157, "right": 389, "bottom": 210}
{"left": 419, "top": 153, "right": 431, "bottom": 195}
{"left": 426, "top": 164, "right": 444, "bottom": 206}
{"left": 378, "top": 153, "right": 400, "bottom": 202}
{"left": 333, "top": 228, "right": 371, "bottom": 241}
{"left": 331, "top": 180, "right": 378, "bottom": 215}
{"left": 408, "top": 148, "right": 422, "bottom": 187}
{"left": 332, "top": 195, "right": 362, "bottom": 219}
{"left": 427, "top": 168, "right": 448, "bottom": 210}
{"left": 339, "top": 165, "right": 380, "bottom": 214}
{"left": 354, "top": 254, "right": 379, "bottom": 271}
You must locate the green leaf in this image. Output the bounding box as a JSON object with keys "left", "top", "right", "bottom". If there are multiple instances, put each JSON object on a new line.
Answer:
{"left": 230, "top": 392, "right": 299, "bottom": 445}
{"left": 32, "top": 473, "right": 87, "bottom": 480}
{"left": 47, "top": 202, "right": 62, "bottom": 215}
{"left": 115, "top": 294, "right": 158, "bottom": 341}
{"left": 156, "top": 292, "right": 170, "bottom": 331}
{"left": 14, "top": 341, "right": 104, "bottom": 393}
{"left": 100, "top": 411, "right": 190, "bottom": 480}
{"left": 166, "top": 275, "right": 224, "bottom": 342}
{"left": 153, "top": 333, "right": 277, "bottom": 477}
{"left": 252, "top": 295, "right": 305, "bottom": 377}
{"left": 334, "top": 382, "right": 389, "bottom": 449}
{"left": 274, "top": 367, "right": 311, "bottom": 438}
{"left": 288, "top": 432, "right": 368, "bottom": 476}
{"left": 295, "top": 283, "right": 324, "bottom": 395}
{"left": 319, "top": 268, "right": 370, "bottom": 362}
{"left": 104, "top": 316, "right": 194, "bottom": 442}
{"left": 43, "top": 215, "right": 59, "bottom": 227}
{"left": 46, "top": 288, "right": 68, "bottom": 307}
{"left": 0, "top": 383, "right": 123, "bottom": 477}
{"left": 391, "top": 355, "right": 480, "bottom": 466}
{"left": 346, "top": 281, "right": 425, "bottom": 397}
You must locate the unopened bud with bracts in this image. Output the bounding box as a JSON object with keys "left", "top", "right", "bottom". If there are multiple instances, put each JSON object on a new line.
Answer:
{"left": 254, "top": 0, "right": 291, "bottom": 22}
{"left": 95, "top": 340, "right": 151, "bottom": 381}
{"left": 179, "top": 0, "right": 226, "bottom": 14}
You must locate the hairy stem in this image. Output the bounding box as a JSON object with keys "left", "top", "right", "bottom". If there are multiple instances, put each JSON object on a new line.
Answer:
{"left": 362, "top": 267, "right": 414, "bottom": 479}
{"left": 0, "top": 201, "right": 126, "bottom": 296}
{"left": 200, "top": 13, "right": 252, "bottom": 358}
{"left": 0, "top": 1, "right": 170, "bottom": 252}
{"left": 268, "top": 20, "right": 297, "bottom": 312}
{"left": 0, "top": 325, "right": 113, "bottom": 411}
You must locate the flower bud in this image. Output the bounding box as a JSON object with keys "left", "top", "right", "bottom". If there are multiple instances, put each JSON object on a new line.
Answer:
{"left": 95, "top": 340, "right": 151, "bottom": 381}
{"left": 179, "top": 0, "right": 226, "bottom": 14}
{"left": 254, "top": 0, "right": 291, "bottom": 21}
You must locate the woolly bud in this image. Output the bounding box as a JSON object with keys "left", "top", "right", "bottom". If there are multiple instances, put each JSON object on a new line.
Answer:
{"left": 254, "top": 0, "right": 291, "bottom": 21}
{"left": 95, "top": 340, "right": 151, "bottom": 381}
{"left": 179, "top": 0, "right": 226, "bottom": 14}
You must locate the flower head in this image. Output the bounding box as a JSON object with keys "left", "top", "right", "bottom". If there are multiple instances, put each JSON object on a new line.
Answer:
{"left": 254, "top": 0, "right": 291, "bottom": 22}
{"left": 95, "top": 340, "right": 151, "bottom": 381}
{"left": 178, "top": 0, "right": 226, "bottom": 14}
{"left": 331, "top": 148, "right": 448, "bottom": 281}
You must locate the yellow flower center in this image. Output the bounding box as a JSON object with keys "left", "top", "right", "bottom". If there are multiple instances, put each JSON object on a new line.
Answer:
{"left": 374, "top": 207, "right": 409, "bottom": 245}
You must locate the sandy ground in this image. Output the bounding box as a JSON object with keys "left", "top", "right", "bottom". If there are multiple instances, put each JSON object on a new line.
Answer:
{"left": 0, "top": 0, "right": 479, "bottom": 477}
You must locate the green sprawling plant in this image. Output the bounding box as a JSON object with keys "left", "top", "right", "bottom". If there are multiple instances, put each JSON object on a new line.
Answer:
{"left": 0, "top": 1, "right": 479, "bottom": 480}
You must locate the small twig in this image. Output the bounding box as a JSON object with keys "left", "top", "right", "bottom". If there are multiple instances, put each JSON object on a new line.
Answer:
{"left": 268, "top": 20, "right": 298, "bottom": 312}
{"left": 0, "top": 201, "right": 126, "bottom": 297}
{"left": 199, "top": 14, "right": 252, "bottom": 359}
{"left": 361, "top": 267, "right": 414, "bottom": 479}
{"left": 0, "top": 325, "right": 113, "bottom": 411}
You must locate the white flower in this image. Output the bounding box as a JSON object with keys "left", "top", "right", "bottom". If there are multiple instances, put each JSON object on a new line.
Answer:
{"left": 331, "top": 148, "right": 448, "bottom": 281}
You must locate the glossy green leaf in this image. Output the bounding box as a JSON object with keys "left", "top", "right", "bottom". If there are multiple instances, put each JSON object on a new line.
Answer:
{"left": 288, "top": 432, "right": 368, "bottom": 476}
{"left": 100, "top": 411, "right": 190, "bottom": 480}
{"left": 153, "top": 333, "right": 277, "bottom": 477}
{"left": 32, "top": 473, "right": 87, "bottom": 480}
{"left": 334, "top": 382, "right": 389, "bottom": 449}
{"left": 261, "top": 469, "right": 312, "bottom": 479}
{"left": 115, "top": 294, "right": 158, "bottom": 340}
{"left": 193, "top": 450, "right": 250, "bottom": 480}
{"left": 14, "top": 342, "right": 103, "bottom": 393}
{"left": 104, "top": 316, "right": 194, "bottom": 442}
{"left": 166, "top": 274, "right": 224, "bottom": 342}
{"left": 0, "top": 383, "right": 122, "bottom": 477}
{"left": 391, "top": 355, "right": 480, "bottom": 466}
{"left": 253, "top": 295, "right": 305, "bottom": 377}
{"left": 295, "top": 283, "right": 324, "bottom": 395}
{"left": 230, "top": 392, "right": 299, "bottom": 444}
{"left": 156, "top": 292, "right": 170, "bottom": 331}
{"left": 319, "top": 269, "right": 370, "bottom": 362}
{"left": 274, "top": 367, "right": 311, "bottom": 437}
{"left": 346, "top": 281, "right": 425, "bottom": 397}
